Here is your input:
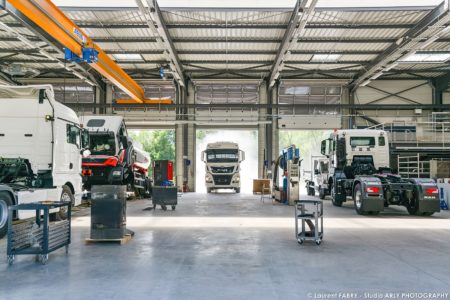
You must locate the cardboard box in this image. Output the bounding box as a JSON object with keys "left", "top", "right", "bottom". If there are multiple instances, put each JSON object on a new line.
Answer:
{"left": 253, "top": 179, "right": 271, "bottom": 193}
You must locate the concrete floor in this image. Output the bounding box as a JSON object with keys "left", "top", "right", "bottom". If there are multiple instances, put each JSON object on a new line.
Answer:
{"left": 1, "top": 192, "right": 450, "bottom": 300}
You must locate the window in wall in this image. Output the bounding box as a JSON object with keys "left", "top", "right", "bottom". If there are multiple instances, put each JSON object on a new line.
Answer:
{"left": 278, "top": 82, "right": 342, "bottom": 115}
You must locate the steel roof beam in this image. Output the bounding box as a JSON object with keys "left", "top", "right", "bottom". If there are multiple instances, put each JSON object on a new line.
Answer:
{"left": 1, "top": 59, "right": 371, "bottom": 65}
{"left": 350, "top": 0, "right": 450, "bottom": 91}
{"left": 269, "top": 0, "right": 317, "bottom": 88}
{"left": 135, "top": 0, "right": 184, "bottom": 86}
{"left": 2, "top": 36, "right": 450, "bottom": 44}
{"left": 0, "top": 21, "right": 418, "bottom": 30}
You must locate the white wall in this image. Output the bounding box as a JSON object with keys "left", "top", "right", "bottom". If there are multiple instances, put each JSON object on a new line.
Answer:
{"left": 354, "top": 80, "right": 432, "bottom": 125}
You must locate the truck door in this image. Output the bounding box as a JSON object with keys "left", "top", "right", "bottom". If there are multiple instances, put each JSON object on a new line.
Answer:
{"left": 66, "top": 123, "right": 81, "bottom": 175}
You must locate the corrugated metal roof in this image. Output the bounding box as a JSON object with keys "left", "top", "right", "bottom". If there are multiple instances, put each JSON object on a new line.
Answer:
{"left": 0, "top": 4, "right": 448, "bottom": 82}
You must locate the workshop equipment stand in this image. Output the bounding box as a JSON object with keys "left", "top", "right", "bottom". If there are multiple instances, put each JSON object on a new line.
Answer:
{"left": 7, "top": 201, "right": 71, "bottom": 265}
{"left": 152, "top": 186, "right": 178, "bottom": 211}
{"left": 295, "top": 200, "right": 323, "bottom": 245}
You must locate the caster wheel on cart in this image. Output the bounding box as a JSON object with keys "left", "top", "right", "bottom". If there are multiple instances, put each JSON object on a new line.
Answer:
{"left": 39, "top": 254, "right": 49, "bottom": 265}
{"left": 171, "top": 205, "right": 176, "bottom": 211}
{"left": 7, "top": 255, "right": 14, "bottom": 266}
{"left": 297, "top": 238, "right": 304, "bottom": 245}
{"left": 162, "top": 205, "right": 167, "bottom": 211}
{"left": 315, "top": 240, "right": 322, "bottom": 245}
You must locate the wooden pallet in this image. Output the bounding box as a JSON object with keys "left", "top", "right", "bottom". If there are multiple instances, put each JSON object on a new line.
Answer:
{"left": 85, "top": 233, "right": 133, "bottom": 245}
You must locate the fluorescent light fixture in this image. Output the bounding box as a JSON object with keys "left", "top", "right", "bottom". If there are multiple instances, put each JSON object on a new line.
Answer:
{"left": 399, "top": 52, "right": 450, "bottom": 63}
{"left": 360, "top": 79, "right": 371, "bottom": 87}
{"left": 311, "top": 54, "right": 341, "bottom": 62}
{"left": 384, "top": 62, "right": 398, "bottom": 71}
{"left": 112, "top": 53, "right": 143, "bottom": 61}
{"left": 419, "top": 35, "right": 440, "bottom": 49}
{"left": 370, "top": 71, "right": 383, "bottom": 80}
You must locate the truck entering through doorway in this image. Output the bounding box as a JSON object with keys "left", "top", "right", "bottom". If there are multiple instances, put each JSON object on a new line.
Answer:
{"left": 321, "top": 129, "right": 440, "bottom": 215}
{"left": 81, "top": 116, "right": 151, "bottom": 198}
{"left": 201, "top": 142, "right": 245, "bottom": 193}
{"left": 0, "top": 85, "right": 88, "bottom": 238}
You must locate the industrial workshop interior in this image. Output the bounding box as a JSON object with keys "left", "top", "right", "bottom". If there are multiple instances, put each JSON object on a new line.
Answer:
{"left": 1, "top": 0, "right": 450, "bottom": 299}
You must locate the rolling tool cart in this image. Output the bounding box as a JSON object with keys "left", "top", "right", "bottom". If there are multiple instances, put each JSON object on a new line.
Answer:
{"left": 7, "top": 201, "right": 71, "bottom": 265}
{"left": 152, "top": 160, "right": 177, "bottom": 211}
{"left": 295, "top": 200, "right": 323, "bottom": 245}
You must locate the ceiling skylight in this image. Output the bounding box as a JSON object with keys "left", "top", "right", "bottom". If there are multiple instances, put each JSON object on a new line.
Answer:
{"left": 399, "top": 53, "right": 450, "bottom": 63}
{"left": 311, "top": 54, "right": 341, "bottom": 62}
{"left": 113, "top": 54, "right": 143, "bottom": 61}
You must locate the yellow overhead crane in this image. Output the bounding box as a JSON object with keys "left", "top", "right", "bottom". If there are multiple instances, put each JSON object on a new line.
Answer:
{"left": 1, "top": 0, "right": 172, "bottom": 104}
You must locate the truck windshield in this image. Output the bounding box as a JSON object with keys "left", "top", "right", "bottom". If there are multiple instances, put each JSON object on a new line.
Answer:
{"left": 350, "top": 137, "right": 375, "bottom": 147}
{"left": 89, "top": 133, "right": 116, "bottom": 155}
{"left": 206, "top": 149, "right": 239, "bottom": 163}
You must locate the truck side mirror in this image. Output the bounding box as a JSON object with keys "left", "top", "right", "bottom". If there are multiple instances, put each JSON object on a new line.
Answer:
{"left": 120, "top": 136, "right": 129, "bottom": 149}
{"left": 81, "top": 129, "right": 90, "bottom": 150}
{"left": 320, "top": 140, "right": 327, "bottom": 156}
{"left": 240, "top": 150, "right": 245, "bottom": 162}
{"left": 201, "top": 151, "right": 205, "bottom": 162}
{"left": 81, "top": 149, "right": 91, "bottom": 158}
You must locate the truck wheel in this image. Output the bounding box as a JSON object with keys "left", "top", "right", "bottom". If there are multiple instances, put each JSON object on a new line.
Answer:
{"left": 57, "top": 185, "right": 74, "bottom": 220}
{"left": 353, "top": 184, "right": 367, "bottom": 215}
{"left": 144, "top": 179, "right": 152, "bottom": 199}
{"left": 331, "top": 183, "right": 343, "bottom": 207}
{"left": 319, "top": 188, "right": 325, "bottom": 200}
{"left": 235, "top": 188, "right": 240, "bottom": 194}
{"left": 407, "top": 198, "right": 434, "bottom": 216}
{"left": 207, "top": 188, "right": 212, "bottom": 193}
{"left": 0, "top": 192, "right": 13, "bottom": 239}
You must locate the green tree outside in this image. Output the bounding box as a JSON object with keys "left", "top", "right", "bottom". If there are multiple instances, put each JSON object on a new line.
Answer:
{"left": 129, "top": 130, "right": 175, "bottom": 179}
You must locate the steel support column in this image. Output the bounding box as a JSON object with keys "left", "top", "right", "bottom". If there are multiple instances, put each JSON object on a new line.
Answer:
{"left": 258, "top": 81, "right": 268, "bottom": 179}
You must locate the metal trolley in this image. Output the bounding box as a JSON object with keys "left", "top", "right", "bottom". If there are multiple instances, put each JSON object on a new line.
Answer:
{"left": 7, "top": 201, "right": 71, "bottom": 265}
{"left": 295, "top": 200, "right": 323, "bottom": 245}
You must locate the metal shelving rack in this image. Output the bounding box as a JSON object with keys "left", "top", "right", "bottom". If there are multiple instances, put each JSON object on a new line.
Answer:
{"left": 7, "top": 201, "right": 71, "bottom": 265}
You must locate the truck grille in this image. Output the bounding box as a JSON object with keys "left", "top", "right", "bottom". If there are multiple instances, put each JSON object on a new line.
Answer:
{"left": 213, "top": 175, "right": 232, "bottom": 185}
{"left": 211, "top": 166, "right": 234, "bottom": 173}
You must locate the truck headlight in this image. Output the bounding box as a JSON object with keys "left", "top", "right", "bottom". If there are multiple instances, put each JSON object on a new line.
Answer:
{"left": 206, "top": 175, "right": 213, "bottom": 183}
{"left": 233, "top": 176, "right": 240, "bottom": 183}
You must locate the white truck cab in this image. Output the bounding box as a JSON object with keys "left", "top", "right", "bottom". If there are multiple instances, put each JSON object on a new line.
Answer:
{"left": 0, "top": 85, "right": 88, "bottom": 237}
{"left": 201, "top": 142, "right": 245, "bottom": 193}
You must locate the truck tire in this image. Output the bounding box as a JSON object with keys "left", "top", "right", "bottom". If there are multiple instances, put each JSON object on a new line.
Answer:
{"left": 57, "top": 185, "right": 74, "bottom": 220}
{"left": 331, "top": 183, "right": 344, "bottom": 207}
{"left": 407, "top": 197, "right": 434, "bottom": 216}
{"left": 235, "top": 188, "right": 240, "bottom": 194}
{"left": 0, "top": 192, "right": 13, "bottom": 239}
{"left": 144, "top": 179, "right": 152, "bottom": 199}
{"left": 207, "top": 188, "right": 212, "bottom": 193}
{"left": 319, "top": 187, "right": 325, "bottom": 200}
{"left": 353, "top": 183, "right": 366, "bottom": 215}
